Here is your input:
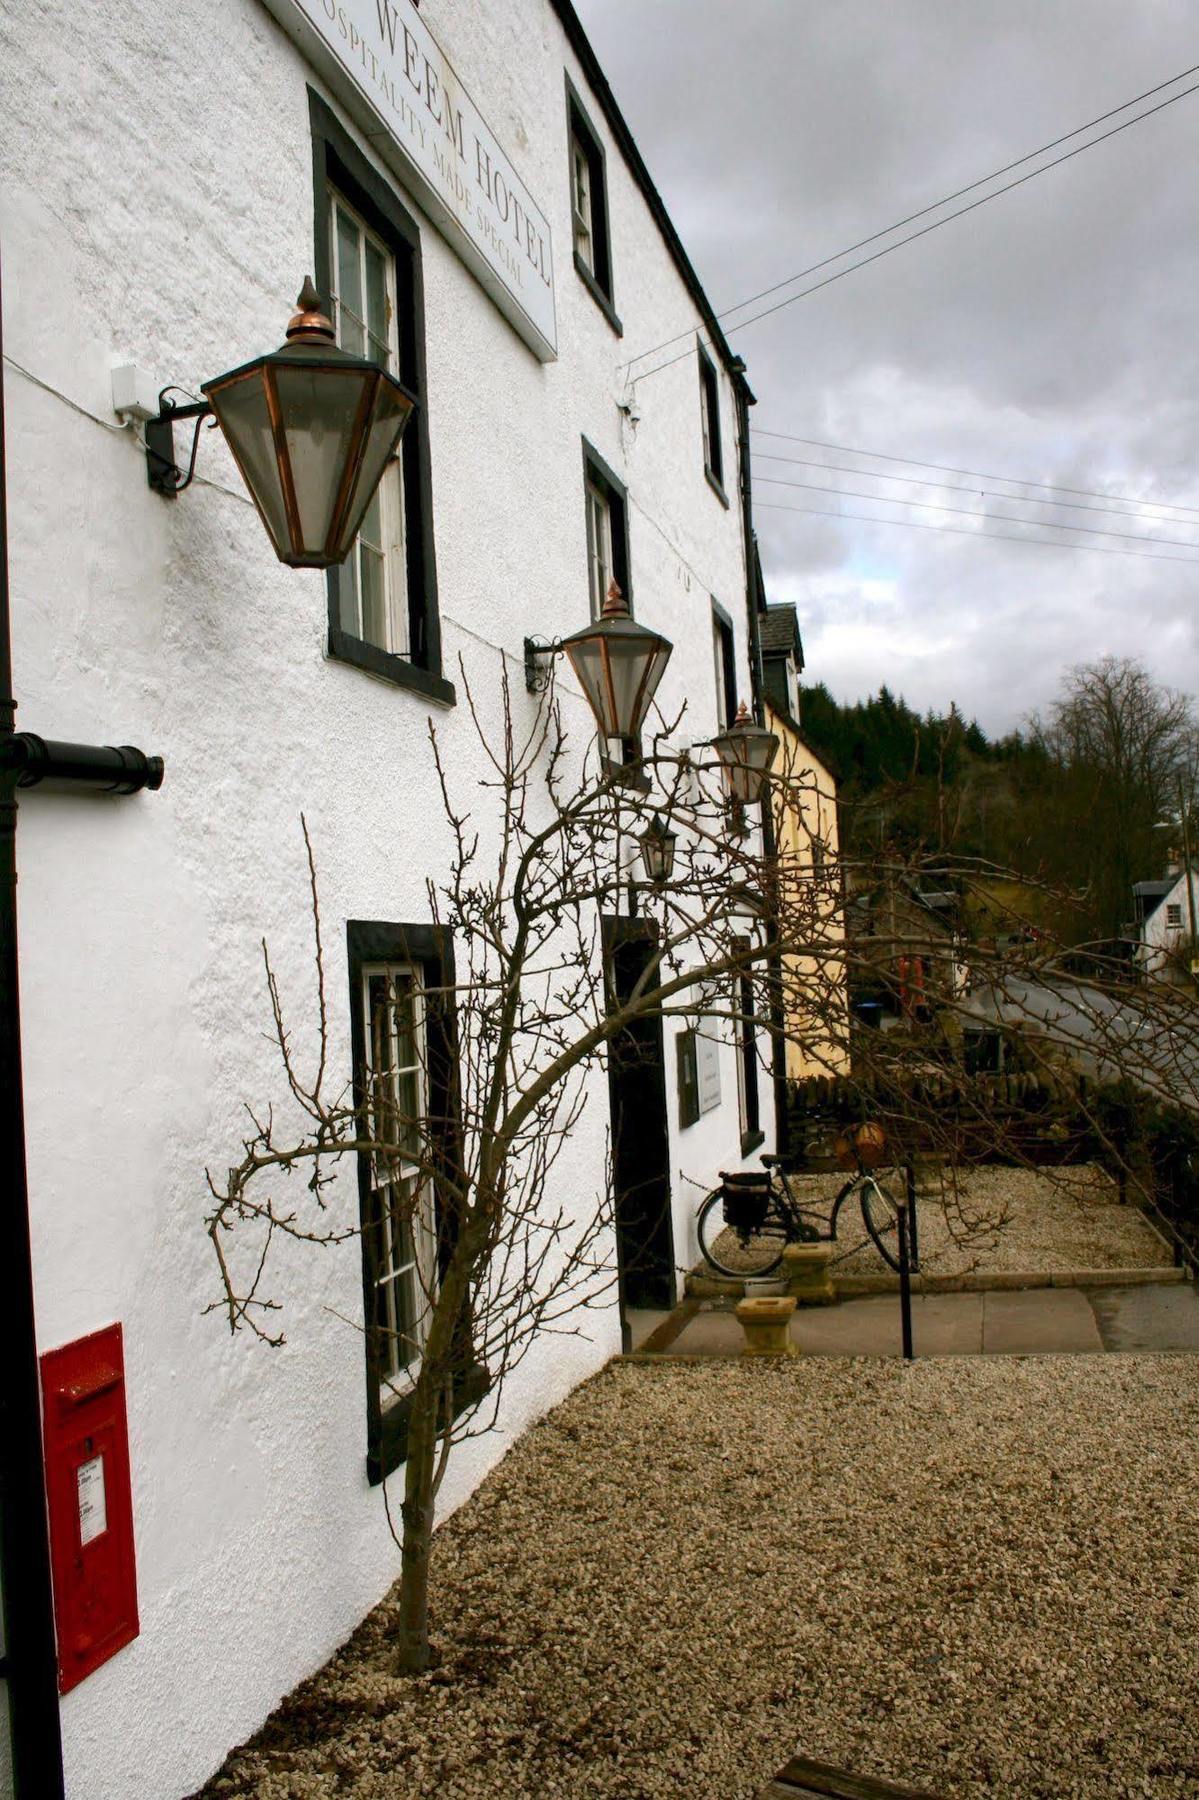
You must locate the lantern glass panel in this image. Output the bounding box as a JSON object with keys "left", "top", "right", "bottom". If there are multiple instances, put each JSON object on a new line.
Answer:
{"left": 273, "top": 362, "right": 372, "bottom": 554}
{"left": 330, "top": 380, "right": 411, "bottom": 560}
{"left": 206, "top": 371, "right": 291, "bottom": 558}
{"left": 563, "top": 637, "right": 612, "bottom": 734}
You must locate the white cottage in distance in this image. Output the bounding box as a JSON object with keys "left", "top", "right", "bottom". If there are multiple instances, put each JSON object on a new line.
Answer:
{"left": 0, "top": 1, "right": 779, "bottom": 1793}
{"left": 1132, "top": 863, "right": 1199, "bottom": 982}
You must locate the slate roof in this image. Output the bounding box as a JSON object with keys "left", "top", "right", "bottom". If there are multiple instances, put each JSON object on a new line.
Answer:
{"left": 759, "top": 604, "right": 803, "bottom": 661}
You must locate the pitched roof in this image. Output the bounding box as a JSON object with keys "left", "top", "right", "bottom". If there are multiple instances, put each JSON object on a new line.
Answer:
{"left": 759, "top": 604, "right": 803, "bottom": 661}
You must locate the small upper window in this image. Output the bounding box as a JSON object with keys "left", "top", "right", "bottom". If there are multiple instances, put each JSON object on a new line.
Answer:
{"left": 585, "top": 475, "right": 614, "bottom": 621}
{"left": 582, "top": 441, "right": 629, "bottom": 622}
{"left": 698, "top": 347, "right": 724, "bottom": 494}
{"left": 1167, "top": 902, "right": 1183, "bottom": 928}
{"left": 712, "top": 603, "right": 737, "bottom": 728}
{"left": 566, "top": 81, "right": 619, "bottom": 332}
{"left": 786, "top": 657, "right": 801, "bottom": 722}
{"left": 571, "top": 138, "right": 594, "bottom": 273}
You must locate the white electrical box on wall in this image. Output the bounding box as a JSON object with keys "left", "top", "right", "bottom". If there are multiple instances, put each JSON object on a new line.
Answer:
{"left": 110, "top": 365, "right": 161, "bottom": 424}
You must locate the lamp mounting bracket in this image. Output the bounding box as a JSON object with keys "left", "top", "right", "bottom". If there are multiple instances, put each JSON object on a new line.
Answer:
{"left": 523, "top": 636, "right": 562, "bottom": 694}
{"left": 146, "top": 389, "right": 214, "bottom": 498}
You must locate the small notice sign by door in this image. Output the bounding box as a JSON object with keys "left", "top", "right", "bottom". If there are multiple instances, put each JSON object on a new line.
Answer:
{"left": 77, "top": 1455, "right": 108, "bottom": 1546}
{"left": 697, "top": 1036, "right": 722, "bottom": 1114}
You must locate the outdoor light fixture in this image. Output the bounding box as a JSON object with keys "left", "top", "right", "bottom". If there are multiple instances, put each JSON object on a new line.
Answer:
{"left": 711, "top": 701, "right": 779, "bottom": 806}
{"left": 144, "top": 280, "right": 415, "bottom": 570}
{"left": 638, "top": 812, "right": 677, "bottom": 885}
{"left": 524, "top": 581, "right": 672, "bottom": 751}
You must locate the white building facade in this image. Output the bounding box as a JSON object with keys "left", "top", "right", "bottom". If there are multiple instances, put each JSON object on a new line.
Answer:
{"left": 0, "top": 2, "right": 775, "bottom": 1794}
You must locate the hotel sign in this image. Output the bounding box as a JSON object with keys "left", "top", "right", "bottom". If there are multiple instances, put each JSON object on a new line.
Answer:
{"left": 264, "top": 0, "right": 557, "bottom": 361}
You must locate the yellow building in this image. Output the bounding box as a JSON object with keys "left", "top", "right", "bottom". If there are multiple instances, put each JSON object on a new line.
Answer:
{"left": 760, "top": 605, "right": 850, "bottom": 1081}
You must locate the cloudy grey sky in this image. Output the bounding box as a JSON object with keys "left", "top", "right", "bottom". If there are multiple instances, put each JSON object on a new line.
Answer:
{"left": 573, "top": 0, "right": 1199, "bottom": 735}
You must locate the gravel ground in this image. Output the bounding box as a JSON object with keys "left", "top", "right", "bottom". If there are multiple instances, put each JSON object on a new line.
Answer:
{"left": 784, "top": 1162, "right": 1171, "bottom": 1276}
{"left": 195, "top": 1356, "right": 1199, "bottom": 1800}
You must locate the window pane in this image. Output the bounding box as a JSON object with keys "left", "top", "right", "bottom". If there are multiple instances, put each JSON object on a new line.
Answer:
{"left": 338, "top": 550, "right": 361, "bottom": 636}
{"left": 365, "top": 239, "right": 390, "bottom": 361}
{"left": 395, "top": 1067, "right": 420, "bottom": 1156}
{"left": 360, "top": 544, "right": 387, "bottom": 649}
{"left": 388, "top": 974, "right": 416, "bottom": 1065}
{"left": 337, "top": 206, "right": 363, "bottom": 323}
{"left": 573, "top": 142, "right": 593, "bottom": 270}
{"left": 360, "top": 487, "right": 384, "bottom": 554}
{"left": 586, "top": 483, "right": 611, "bottom": 619}
{"left": 339, "top": 309, "right": 365, "bottom": 358}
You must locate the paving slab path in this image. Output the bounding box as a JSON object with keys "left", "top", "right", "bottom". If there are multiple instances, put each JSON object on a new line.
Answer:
{"left": 646, "top": 1277, "right": 1199, "bottom": 1359}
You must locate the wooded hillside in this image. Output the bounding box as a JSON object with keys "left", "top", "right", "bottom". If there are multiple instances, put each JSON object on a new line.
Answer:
{"left": 799, "top": 657, "right": 1197, "bottom": 946}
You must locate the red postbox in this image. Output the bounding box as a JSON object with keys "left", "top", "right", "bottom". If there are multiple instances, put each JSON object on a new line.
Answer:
{"left": 39, "top": 1323, "right": 140, "bottom": 1692}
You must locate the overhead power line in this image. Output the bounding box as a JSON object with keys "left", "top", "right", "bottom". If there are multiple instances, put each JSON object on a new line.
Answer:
{"left": 752, "top": 449, "right": 1199, "bottom": 529}
{"left": 755, "top": 499, "right": 1199, "bottom": 564}
{"left": 754, "top": 473, "right": 1199, "bottom": 550}
{"left": 626, "top": 70, "right": 1199, "bottom": 383}
{"left": 623, "top": 58, "right": 1199, "bottom": 372}
{"left": 752, "top": 429, "right": 1199, "bottom": 519}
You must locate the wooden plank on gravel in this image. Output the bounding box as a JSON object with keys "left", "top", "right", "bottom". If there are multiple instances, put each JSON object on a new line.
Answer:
{"left": 758, "top": 1752, "right": 945, "bottom": 1799}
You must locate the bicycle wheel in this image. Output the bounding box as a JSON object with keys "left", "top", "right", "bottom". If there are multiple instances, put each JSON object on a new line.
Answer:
{"left": 696, "top": 1187, "right": 787, "bottom": 1278}
{"left": 859, "top": 1171, "right": 905, "bottom": 1273}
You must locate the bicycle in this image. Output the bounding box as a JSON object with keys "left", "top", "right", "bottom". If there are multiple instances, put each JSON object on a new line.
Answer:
{"left": 696, "top": 1127, "right": 914, "bottom": 1278}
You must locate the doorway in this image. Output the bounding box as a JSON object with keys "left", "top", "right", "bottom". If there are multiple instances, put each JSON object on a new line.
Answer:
{"left": 604, "top": 918, "right": 675, "bottom": 1314}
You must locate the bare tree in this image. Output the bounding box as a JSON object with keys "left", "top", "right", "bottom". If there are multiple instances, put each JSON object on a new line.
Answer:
{"left": 204, "top": 657, "right": 1197, "bottom": 1673}
{"left": 204, "top": 660, "right": 811, "bottom": 1670}
{"left": 1031, "top": 656, "right": 1198, "bottom": 936}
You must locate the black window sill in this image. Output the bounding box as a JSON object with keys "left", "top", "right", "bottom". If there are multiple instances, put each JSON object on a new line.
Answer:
{"left": 573, "top": 251, "right": 623, "bottom": 337}
{"left": 328, "top": 628, "right": 456, "bottom": 707}
{"left": 705, "top": 466, "right": 730, "bottom": 509}
{"left": 740, "top": 1129, "right": 766, "bottom": 1157}
{"left": 368, "top": 1361, "right": 490, "bottom": 1486}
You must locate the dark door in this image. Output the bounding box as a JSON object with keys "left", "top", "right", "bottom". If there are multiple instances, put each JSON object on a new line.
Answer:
{"left": 604, "top": 919, "right": 675, "bottom": 1311}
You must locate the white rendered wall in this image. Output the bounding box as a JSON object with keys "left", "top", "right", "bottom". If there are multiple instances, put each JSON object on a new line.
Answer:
{"left": 0, "top": 0, "right": 770, "bottom": 1792}
{"left": 1138, "top": 873, "right": 1199, "bottom": 977}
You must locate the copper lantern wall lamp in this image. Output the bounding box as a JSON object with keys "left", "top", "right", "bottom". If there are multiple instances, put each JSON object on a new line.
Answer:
{"left": 711, "top": 701, "right": 779, "bottom": 806}
{"left": 524, "top": 581, "right": 672, "bottom": 756}
{"left": 638, "top": 812, "right": 677, "bottom": 885}
{"left": 144, "top": 280, "right": 415, "bottom": 570}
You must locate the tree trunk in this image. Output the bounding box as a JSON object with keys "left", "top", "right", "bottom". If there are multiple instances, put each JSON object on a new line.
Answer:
{"left": 393, "top": 1366, "right": 439, "bottom": 1671}
{"left": 389, "top": 1211, "right": 487, "bottom": 1672}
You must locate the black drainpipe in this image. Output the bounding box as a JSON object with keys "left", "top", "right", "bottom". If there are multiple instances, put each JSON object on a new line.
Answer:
{"left": 731, "top": 358, "right": 788, "bottom": 1154}
{"left": 0, "top": 253, "right": 67, "bottom": 1800}
{"left": 731, "top": 358, "right": 764, "bottom": 725}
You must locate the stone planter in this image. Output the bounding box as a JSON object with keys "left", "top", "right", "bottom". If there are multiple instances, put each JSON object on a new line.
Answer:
{"left": 734, "top": 1295, "right": 798, "bottom": 1357}
{"left": 782, "top": 1241, "right": 835, "bottom": 1305}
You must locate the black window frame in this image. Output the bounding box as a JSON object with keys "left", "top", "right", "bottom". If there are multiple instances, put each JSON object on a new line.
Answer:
{"left": 309, "top": 91, "right": 454, "bottom": 709}
{"left": 565, "top": 77, "right": 621, "bottom": 336}
{"left": 581, "top": 438, "right": 631, "bottom": 616}
{"left": 712, "top": 599, "right": 738, "bottom": 729}
{"left": 346, "top": 918, "right": 486, "bottom": 1485}
{"left": 698, "top": 344, "right": 727, "bottom": 504}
